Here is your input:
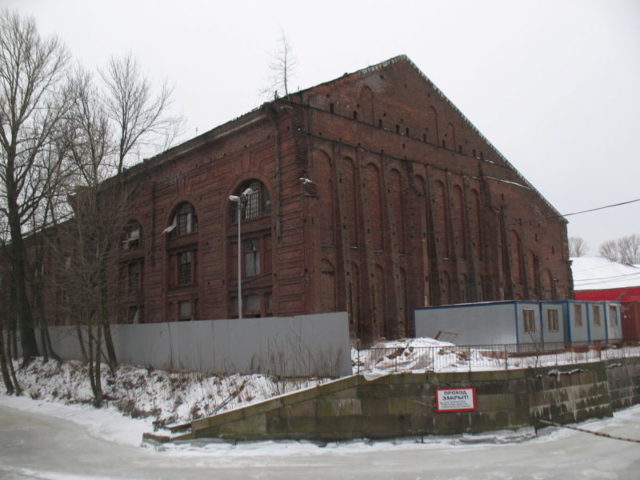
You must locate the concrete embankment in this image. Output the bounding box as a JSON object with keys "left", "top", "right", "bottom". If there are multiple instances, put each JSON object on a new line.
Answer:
{"left": 146, "top": 357, "right": 640, "bottom": 443}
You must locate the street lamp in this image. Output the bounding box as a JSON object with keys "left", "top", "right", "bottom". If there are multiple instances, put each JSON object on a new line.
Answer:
{"left": 229, "top": 187, "right": 253, "bottom": 319}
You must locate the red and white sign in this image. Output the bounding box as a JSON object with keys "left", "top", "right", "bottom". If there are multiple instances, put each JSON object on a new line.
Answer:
{"left": 435, "top": 387, "right": 477, "bottom": 412}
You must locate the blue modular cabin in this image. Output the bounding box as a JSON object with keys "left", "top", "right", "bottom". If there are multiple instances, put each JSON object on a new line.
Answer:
{"left": 540, "top": 302, "right": 565, "bottom": 347}
{"left": 414, "top": 300, "right": 623, "bottom": 347}
{"left": 587, "top": 302, "right": 607, "bottom": 343}
{"left": 605, "top": 302, "right": 623, "bottom": 342}
{"left": 414, "top": 301, "right": 543, "bottom": 346}
{"left": 559, "top": 300, "right": 590, "bottom": 344}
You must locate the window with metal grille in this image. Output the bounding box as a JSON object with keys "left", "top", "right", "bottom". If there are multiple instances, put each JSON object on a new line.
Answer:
{"left": 168, "top": 202, "right": 198, "bottom": 237}
{"left": 230, "top": 180, "right": 271, "bottom": 223}
{"left": 178, "top": 251, "right": 193, "bottom": 285}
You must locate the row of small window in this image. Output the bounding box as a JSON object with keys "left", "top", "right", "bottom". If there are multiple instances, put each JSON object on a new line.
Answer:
{"left": 124, "top": 238, "right": 266, "bottom": 295}
{"left": 121, "top": 181, "right": 271, "bottom": 251}
{"left": 126, "top": 292, "right": 273, "bottom": 324}
{"left": 522, "top": 305, "right": 619, "bottom": 333}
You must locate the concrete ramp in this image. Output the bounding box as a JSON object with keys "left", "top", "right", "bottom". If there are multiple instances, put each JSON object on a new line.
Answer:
{"left": 143, "top": 359, "right": 640, "bottom": 443}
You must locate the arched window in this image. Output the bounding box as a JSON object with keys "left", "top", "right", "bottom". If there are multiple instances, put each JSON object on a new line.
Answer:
{"left": 230, "top": 180, "right": 271, "bottom": 223}
{"left": 122, "top": 221, "right": 143, "bottom": 251}
{"left": 167, "top": 202, "right": 198, "bottom": 237}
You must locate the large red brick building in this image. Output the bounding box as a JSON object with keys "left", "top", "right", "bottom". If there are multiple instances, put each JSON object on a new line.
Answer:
{"left": 89, "top": 55, "right": 571, "bottom": 343}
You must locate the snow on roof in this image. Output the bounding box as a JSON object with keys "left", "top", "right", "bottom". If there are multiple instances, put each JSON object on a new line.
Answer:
{"left": 571, "top": 256, "right": 640, "bottom": 290}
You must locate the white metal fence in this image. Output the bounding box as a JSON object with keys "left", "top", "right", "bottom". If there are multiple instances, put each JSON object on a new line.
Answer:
{"left": 353, "top": 342, "right": 640, "bottom": 375}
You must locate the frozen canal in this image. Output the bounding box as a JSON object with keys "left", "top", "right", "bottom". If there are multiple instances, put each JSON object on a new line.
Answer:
{"left": 1, "top": 401, "right": 639, "bottom": 480}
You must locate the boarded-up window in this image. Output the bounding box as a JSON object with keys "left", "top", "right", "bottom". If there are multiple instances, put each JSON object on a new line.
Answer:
{"left": 178, "top": 300, "right": 192, "bottom": 321}
{"left": 523, "top": 309, "right": 536, "bottom": 333}
{"left": 609, "top": 305, "right": 619, "bottom": 326}
{"left": 593, "top": 305, "right": 602, "bottom": 327}
{"left": 244, "top": 239, "right": 260, "bottom": 277}
{"left": 547, "top": 309, "right": 559, "bottom": 332}
{"left": 574, "top": 304, "right": 583, "bottom": 327}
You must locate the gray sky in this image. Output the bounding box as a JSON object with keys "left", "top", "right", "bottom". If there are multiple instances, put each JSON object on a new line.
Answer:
{"left": 6, "top": 0, "right": 640, "bottom": 252}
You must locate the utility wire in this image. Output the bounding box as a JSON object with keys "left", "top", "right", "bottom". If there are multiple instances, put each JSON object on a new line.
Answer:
{"left": 560, "top": 198, "right": 640, "bottom": 218}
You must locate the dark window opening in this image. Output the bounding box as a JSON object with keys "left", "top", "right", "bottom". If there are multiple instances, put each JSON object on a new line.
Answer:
{"left": 168, "top": 202, "right": 198, "bottom": 237}
{"left": 178, "top": 251, "right": 193, "bottom": 286}
{"left": 230, "top": 180, "right": 271, "bottom": 223}
{"left": 353, "top": 110, "right": 358, "bottom": 120}
{"left": 244, "top": 238, "right": 261, "bottom": 277}
{"left": 329, "top": 103, "right": 334, "bottom": 114}
{"left": 122, "top": 221, "right": 142, "bottom": 250}
{"left": 127, "top": 261, "right": 142, "bottom": 293}
{"left": 128, "top": 305, "right": 143, "bottom": 324}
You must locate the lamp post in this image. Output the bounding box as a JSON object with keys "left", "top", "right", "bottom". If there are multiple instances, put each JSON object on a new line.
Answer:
{"left": 229, "top": 188, "right": 253, "bottom": 319}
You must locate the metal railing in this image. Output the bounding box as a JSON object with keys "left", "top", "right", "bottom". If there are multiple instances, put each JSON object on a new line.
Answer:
{"left": 352, "top": 342, "right": 640, "bottom": 375}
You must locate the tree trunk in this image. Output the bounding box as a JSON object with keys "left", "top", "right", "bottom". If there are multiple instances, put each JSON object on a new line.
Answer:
{"left": 7, "top": 336, "right": 21, "bottom": 395}
{"left": 0, "top": 327, "right": 14, "bottom": 394}
{"left": 99, "top": 259, "right": 117, "bottom": 370}
{"left": 44, "top": 326, "right": 61, "bottom": 362}
{"left": 76, "top": 325, "right": 88, "bottom": 362}
{"left": 39, "top": 320, "right": 49, "bottom": 363}
{"left": 92, "top": 323, "right": 103, "bottom": 407}
{"left": 7, "top": 188, "right": 39, "bottom": 361}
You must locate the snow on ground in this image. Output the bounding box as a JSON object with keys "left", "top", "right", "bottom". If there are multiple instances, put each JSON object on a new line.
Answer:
{"left": 571, "top": 255, "right": 640, "bottom": 290}
{"left": 6, "top": 358, "right": 327, "bottom": 429}
{"left": 353, "top": 337, "right": 640, "bottom": 376}
{"left": 3, "top": 337, "right": 639, "bottom": 438}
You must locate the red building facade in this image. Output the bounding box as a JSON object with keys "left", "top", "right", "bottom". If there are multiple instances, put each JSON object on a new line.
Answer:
{"left": 50, "top": 56, "right": 573, "bottom": 343}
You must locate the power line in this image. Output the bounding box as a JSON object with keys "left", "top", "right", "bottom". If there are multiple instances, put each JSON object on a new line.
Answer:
{"left": 561, "top": 198, "right": 640, "bottom": 218}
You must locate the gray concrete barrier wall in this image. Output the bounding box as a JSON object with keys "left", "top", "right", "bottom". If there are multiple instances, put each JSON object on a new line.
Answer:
{"left": 35, "top": 312, "right": 351, "bottom": 377}
{"left": 182, "top": 358, "right": 640, "bottom": 443}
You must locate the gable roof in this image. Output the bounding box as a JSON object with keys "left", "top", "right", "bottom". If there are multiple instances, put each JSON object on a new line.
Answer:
{"left": 298, "top": 54, "right": 563, "bottom": 220}
{"left": 122, "top": 55, "right": 564, "bottom": 221}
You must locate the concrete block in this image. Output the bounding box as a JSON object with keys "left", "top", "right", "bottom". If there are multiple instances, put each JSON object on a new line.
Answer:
{"left": 281, "top": 399, "right": 316, "bottom": 418}
{"left": 317, "top": 398, "right": 362, "bottom": 417}
{"left": 361, "top": 398, "right": 390, "bottom": 416}
{"left": 388, "top": 397, "right": 429, "bottom": 416}
{"left": 218, "top": 413, "right": 267, "bottom": 435}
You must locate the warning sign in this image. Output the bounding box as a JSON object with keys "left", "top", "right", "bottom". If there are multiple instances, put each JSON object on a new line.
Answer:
{"left": 435, "top": 387, "right": 477, "bottom": 412}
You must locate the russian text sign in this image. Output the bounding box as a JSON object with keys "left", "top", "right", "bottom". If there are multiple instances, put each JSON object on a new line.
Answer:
{"left": 435, "top": 387, "right": 477, "bottom": 412}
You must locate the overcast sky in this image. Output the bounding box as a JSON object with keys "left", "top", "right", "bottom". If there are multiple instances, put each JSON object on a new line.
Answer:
{"left": 6, "top": 0, "right": 640, "bottom": 252}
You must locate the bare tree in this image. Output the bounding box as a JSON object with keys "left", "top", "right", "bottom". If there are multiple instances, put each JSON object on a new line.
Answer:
{"left": 618, "top": 234, "right": 640, "bottom": 265}
{"left": 0, "top": 10, "right": 71, "bottom": 362}
{"left": 568, "top": 237, "right": 589, "bottom": 257}
{"left": 262, "top": 32, "right": 297, "bottom": 99}
{"left": 101, "top": 53, "right": 181, "bottom": 174}
{"left": 50, "top": 57, "right": 181, "bottom": 405}
{"left": 599, "top": 234, "right": 640, "bottom": 265}
{"left": 599, "top": 239, "right": 618, "bottom": 263}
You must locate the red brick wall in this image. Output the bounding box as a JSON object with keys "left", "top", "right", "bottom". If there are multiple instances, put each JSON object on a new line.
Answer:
{"left": 39, "top": 57, "right": 572, "bottom": 345}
